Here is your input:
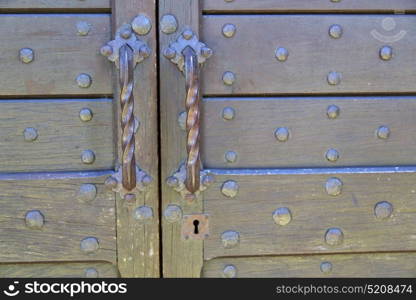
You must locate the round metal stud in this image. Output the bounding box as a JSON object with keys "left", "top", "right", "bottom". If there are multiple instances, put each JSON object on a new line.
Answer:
{"left": 19, "top": 48, "right": 34, "bottom": 64}
{"left": 76, "top": 73, "right": 92, "bottom": 88}
{"left": 23, "top": 127, "right": 38, "bottom": 142}
{"left": 325, "top": 177, "right": 343, "bottom": 196}
{"left": 223, "top": 265, "right": 237, "bottom": 278}
{"left": 163, "top": 47, "right": 176, "bottom": 59}
{"left": 327, "top": 105, "right": 340, "bottom": 119}
{"left": 221, "top": 230, "right": 240, "bottom": 249}
{"left": 132, "top": 14, "right": 152, "bottom": 35}
{"left": 124, "top": 194, "right": 136, "bottom": 204}
{"left": 325, "top": 228, "right": 344, "bottom": 246}
{"left": 160, "top": 14, "right": 178, "bottom": 34}
{"left": 166, "top": 176, "right": 179, "bottom": 188}
{"left": 80, "top": 237, "right": 99, "bottom": 253}
{"left": 201, "top": 47, "right": 213, "bottom": 59}
{"left": 139, "top": 45, "right": 151, "bottom": 58}
{"left": 327, "top": 71, "right": 341, "bottom": 85}
{"left": 320, "top": 262, "right": 333, "bottom": 274}
{"left": 79, "top": 108, "right": 93, "bottom": 122}
{"left": 275, "top": 127, "right": 290, "bottom": 142}
{"left": 76, "top": 21, "right": 91, "bottom": 36}
{"left": 104, "top": 176, "right": 118, "bottom": 190}
{"left": 25, "top": 210, "right": 45, "bottom": 230}
{"left": 275, "top": 47, "right": 289, "bottom": 62}
{"left": 85, "top": 268, "right": 99, "bottom": 278}
{"left": 222, "top": 107, "right": 235, "bottom": 120}
{"left": 178, "top": 111, "right": 187, "bottom": 131}
{"left": 81, "top": 150, "right": 96, "bottom": 164}
{"left": 182, "top": 29, "right": 193, "bottom": 40}
{"left": 225, "top": 151, "right": 237, "bottom": 163}
{"left": 100, "top": 45, "right": 113, "bottom": 57}
{"left": 142, "top": 175, "right": 152, "bottom": 186}
{"left": 133, "top": 206, "right": 154, "bottom": 222}
{"left": 377, "top": 126, "right": 390, "bottom": 140}
{"left": 222, "top": 71, "right": 236, "bottom": 86}
{"left": 374, "top": 201, "right": 393, "bottom": 219}
{"left": 77, "top": 184, "right": 97, "bottom": 203}
{"left": 221, "top": 180, "right": 239, "bottom": 198}
{"left": 272, "top": 207, "right": 292, "bottom": 226}
{"left": 326, "top": 148, "right": 339, "bottom": 162}
{"left": 164, "top": 204, "right": 183, "bottom": 223}
{"left": 222, "top": 24, "right": 236, "bottom": 38}
{"left": 120, "top": 27, "right": 132, "bottom": 39}
{"left": 329, "top": 24, "right": 343, "bottom": 39}
{"left": 379, "top": 46, "right": 393, "bottom": 61}
{"left": 202, "top": 174, "right": 215, "bottom": 187}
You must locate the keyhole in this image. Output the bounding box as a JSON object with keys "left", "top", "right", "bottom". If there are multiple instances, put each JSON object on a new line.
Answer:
{"left": 193, "top": 219, "right": 200, "bottom": 234}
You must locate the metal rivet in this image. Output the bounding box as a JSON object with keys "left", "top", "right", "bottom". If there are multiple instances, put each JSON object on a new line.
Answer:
{"left": 325, "top": 177, "right": 343, "bottom": 196}
{"left": 320, "top": 262, "right": 333, "bottom": 274}
{"left": 80, "top": 237, "right": 99, "bottom": 253}
{"left": 77, "top": 184, "right": 97, "bottom": 202}
{"left": 133, "top": 206, "right": 153, "bottom": 222}
{"left": 104, "top": 176, "right": 117, "bottom": 190}
{"left": 76, "top": 21, "right": 91, "bottom": 36}
{"left": 164, "top": 204, "right": 183, "bottom": 223}
{"left": 132, "top": 14, "right": 152, "bottom": 35}
{"left": 377, "top": 126, "right": 390, "bottom": 139}
{"left": 23, "top": 127, "right": 38, "bottom": 142}
{"left": 326, "top": 148, "right": 339, "bottom": 162}
{"left": 329, "top": 24, "right": 343, "bottom": 39}
{"left": 202, "top": 174, "right": 215, "bottom": 187}
{"left": 81, "top": 150, "right": 95, "bottom": 164}
{"left": 325, "top": 228, "right": 344, "bottom": 246}
{"left": 139, "top": 45, "right": 151, "bottom": 58}
{"left": 223, "top": 265, "right": 237, "bottom": 278}
{"left": 275, "top": 127, "right": 290, "bottom": 142}
{"left": 222, "top": 71, "right": 236, "bottom": 86}
{"left": 25, "top": 210, "right": 44, "bottom": 230}
{"left": 120, "top": 27, "right": 132, "bottom": 39}
{"left": 201, "top": 47, "right": 213, "bottom": 59}
{"left": 142, "top": 175, "right": 152, "bottom": 186}
{"left": 221, "top": 230, "right": 240, "bottom": 249}
{"left": 76, "top": 73, "right": 92, "bottom": 88}
{"left": 100, "top": 45, "right": 113, "bottom": 57}
{"left": 221, "top": 180, "right": 239, "bottom": 198}
{"left": 160, "top": 14, "right": 178, "bottom": 34}
{"left": 225, "top": 151, "right": 237, "bottom": 163}
{"left": 178, "top": 111, "right": 187, "bottom": 131}
{"left": 85, "top": 268, "right": 99, "bottom": 278}
{"left": 222, "top": 107, "right": 235, "bottom": 120}
{"left": 163, "top": 47, "right": 176, "bottom": 59}
{"left": 275, "top": 47, "right": 289, "bottom": 62}
{"left": 166, "top": 176, "right": 179, "bottom": 188}
{"left": 327, "top": 105, "right": 340, "bottom": 119}
{"left": 327, "top": 71, "right": 341, "bottom": 85}
{"left": 272, "top": 207, "right": 292, "bottom": 226}
{"left": 222, "top": 24, "right": 236, "bottom": 38}
{"left": 182, "top": 29, "right": 193, "bottom": 40}
{"left": 380, "top": 46, "right": 393, "bottom": 61}
{"left": 374, "top": 201, "right": 393, "bottom": 219}
{"left": 124, "top": 194, "right": 136, "bottom": 204}
{"left": 79, "top": 108, "right": 93, "bottom": 122}
{"left": 19, "top": 48, "right": 34, "bottom": 64}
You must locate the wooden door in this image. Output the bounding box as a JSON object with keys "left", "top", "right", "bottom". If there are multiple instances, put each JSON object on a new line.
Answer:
{"left": 0, "top": 1, "right": 158, "bottom": 277}
{"left": 160, "top": 1, "right": 416, "bottom": 277}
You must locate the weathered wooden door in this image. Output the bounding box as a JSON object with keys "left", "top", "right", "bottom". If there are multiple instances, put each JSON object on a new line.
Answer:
{"left": 160, "top": 1, "right": 416, "bottom": 277}
{"left": 0, "top": 1, "right": 158, "bottom": 277}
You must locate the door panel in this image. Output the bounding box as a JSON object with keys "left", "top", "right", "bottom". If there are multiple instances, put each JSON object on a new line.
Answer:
{"left": 0, "top": 1, "right": 110, "bottom": 11}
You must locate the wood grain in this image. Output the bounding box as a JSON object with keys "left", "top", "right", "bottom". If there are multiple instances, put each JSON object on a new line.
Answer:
{"left": 202, "top": 96, "right": 416, "bottom": 168}
{"left": 0, "top": 172, "right": 116, "bottom": 263}
{"left": 0, "top": 0, "right": 110, "bottom": 11}
{"left": 0, "top": 262, "right": 118, "bottom": 278}
{"left": 202, "top": 15, "right": 416, "bottom": 95}
{"left": 204, "top": 170, "right": 416, "bottom": 260}
{"left": 203, "top": 253, "right": 416, "bottom": 278}
{"left": 0, "top": 15, "right": 112, "bottom": 96}
{"left": 0, "top": 99, "right": 114, "bottom": 172}
{"left": 160, "top": 0, "right": 204, "bottom": 278}
{"left": 203, "top": 0, "right": 416, "bottom": 13}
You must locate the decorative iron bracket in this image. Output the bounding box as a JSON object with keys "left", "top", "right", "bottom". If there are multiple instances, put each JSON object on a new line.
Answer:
{"left": 101, "top": 21, "right": 152, "bottom": 201}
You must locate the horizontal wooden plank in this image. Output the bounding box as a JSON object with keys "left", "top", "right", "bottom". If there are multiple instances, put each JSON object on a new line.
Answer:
{"left": 202, "top": 15, "right": 416, "bottom": 95}
{"left": 0, "top": 171, "right": 116, "bottom": 263}
{"left": 0, "top": 1, "right": 110, "bottom": 11}
{"left": 0, "top": 99, "right": 114, "bottom": 172}
{"left": 202, "top": 97, "right": 416, "bottom": 168}
{"left": 0, "top": 262, "right": 118, "bottom": 278}
{"left": 203, "top": 253, "right": 416, "bottom": 277}
{"left": 0, "top": 14, "right": 112, "bottom": 96}
{"left": 203, "top": 0, "right": 416, "bottom": 13}
{"left": 204, "top": 169, "right": 416, "bottom": 259}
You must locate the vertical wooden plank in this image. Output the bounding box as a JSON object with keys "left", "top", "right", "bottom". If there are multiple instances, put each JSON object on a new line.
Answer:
{"left": 159, "top": 0, "right": 203, "bottom": 277}
{"left": 112, "top": 0, "right": 159, "bottom": 277}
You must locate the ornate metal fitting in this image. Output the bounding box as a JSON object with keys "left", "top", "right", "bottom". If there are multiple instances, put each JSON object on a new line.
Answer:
{"left": 166, "top": 163, "right": 214, "bottom": 202}
{"left": 101, "top": 23, "right": 150, "bottom": 69}
{"left": 163, "top": 29, "right": 213, "bottom": 72}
